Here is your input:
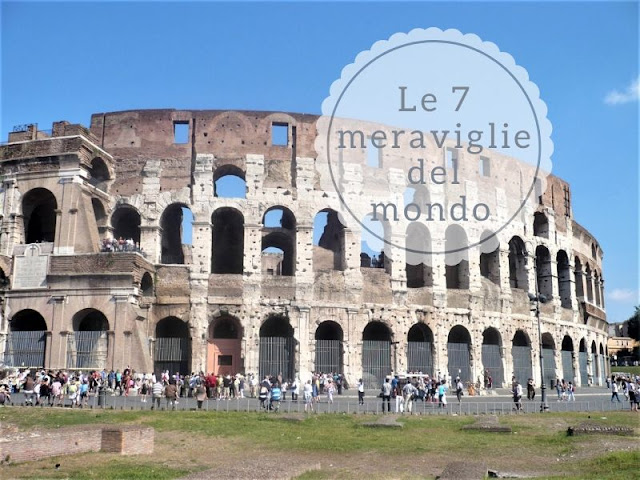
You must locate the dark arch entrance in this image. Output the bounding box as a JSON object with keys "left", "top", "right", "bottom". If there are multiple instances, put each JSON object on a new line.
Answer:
{"left": 208, "top": 315, "right": 243, "bottom": 375}
{"left": 541, "top": 333, "right": 557, "bottom": 388}
{"left": 111, "top": 206, "right": 141, "bottom": 244}
{"left": 481, "top": 327, "right": 504, "bottom": 386}
{"left": 4, "top": 309, "right": 47, "bottom": 368}
{"left": 561, "top": 335, "right": 575, "bottom": 382}
{"left": 591, "top": 340, "right": 602, "bottom": 386}
{"left": 68, "top": 309, "right": 109, "bottom": 369}
{"left": 154, "top": 317, "right": 191, "bottom": 377}
{"left": 22, "top": 188, "right": 57, "bottom": 244}
{"left": 578, "top": 338, "right": 589, "bottom": 386}
{"left": 362, "top": 321, "right": 392, "bottom": 388}
{"left": 259, "top": 315, "right": 295, "bottom": 381}
{"left": 511, "top": 330, "right": 532, "bottom": 384}
{"left": 160, "top": 203, "right": 192, "bottom": 264}
{"left": 448, "top": 325, "right": 472, "bottom": 382}
{"left": 212, "top": 208, "right": 244, "bottom": 274}
{"left": 407, "top": 323, "right": 433, "bottom": 375}
{"left": 140, "top": 272, "right": 153, "bottom": 296}
{"left": 315, "top": 321, "right": 344, "bottom": 374}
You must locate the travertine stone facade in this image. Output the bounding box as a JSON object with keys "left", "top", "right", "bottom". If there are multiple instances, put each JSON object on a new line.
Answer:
{"left": 0, "top": 111, "right": 609, "bottom": 388}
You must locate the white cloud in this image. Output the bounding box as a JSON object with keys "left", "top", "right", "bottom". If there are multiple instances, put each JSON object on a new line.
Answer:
{"left": 608, "top": 288, "right": 638, "bottom": 302}
{"left": 604, "top": 76, "right": 640, "bottom": 105}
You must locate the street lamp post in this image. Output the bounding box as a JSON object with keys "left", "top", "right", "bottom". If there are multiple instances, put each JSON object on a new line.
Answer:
{"left": 528, "top": 243, "right": 549, "bottom": 412}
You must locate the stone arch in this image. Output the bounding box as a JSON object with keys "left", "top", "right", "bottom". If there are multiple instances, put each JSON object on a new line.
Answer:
{"left": 208, "top": 315, "right": 243, "bottom": 375}
{"left": 0, "top": 267, "right": 9, "bottom": 289}
{"left": 592, "top": 340, "right": 603, "bottom": 386}
{"left": 154, "top": 316, "right": 191, "bottom": 377}
{"left": 111, "top": 204, "right": 141, "bottom": 244}
{"left": 314, "top": 321, "right": 344, "bottom": 374}
{"left": 482, "top": 327, "right": 504, "bottom": 385}
{"left": 445, "top": 225, "right": 469, "bottom": 289}
{"left": 262, "top": 206, "right": 296, "bottom": 276}
{"left": 313, "top": 209, "right": 346, "bottom": 271}
{"left": 508, "top": 236, "right": 528, "bottom": 290}
{"left": 574, "top": 256, "right": 584, "bottom": 300}
{"left": 211, "top": 207, "right": 244, "bottom": 274}
{"left": 407, "top": 323, "right": 434, "bottom": 375}
{"left": 585, "top": 263, "right": 594, "bottom": 303}
{"left": 69, "top": 309, "right": 109, "bottom": 369}
{"left": 140, "top": 272, "right": 153, "bottom": 296}
{"left": 160, "top": 203, "right": 192, "bottom": 264}
{"left": 479, "top": 231, "right": 500, "bottom": 286}
{"left": 405, "top": 223, "right": 433, "bottom": 288}
{"left": 512, "top": 329, "right": 532, "bottom": 384}
{"left": 213, "top": 164, "right": 246, "bottom": 199}
{"left": 594, "top": 270, "right": 601, "bottom": 306}
{"left": 360, "top": 213, "right": 392, "bottom": 273}
{"left": 556, "top": 250, "right": 571, "bottom": 308}
{"left": 535, "top": 245, "right": 553, "bottom": 299}
{"left": 5, "top": 309, "right": 47, "bottom": 368}
{"left": 92, "top": 198, "right": 108, "bottom": 237}
{"left": 541, "top": 332, "right": 557, "bottom": 388}
{"left": 209, "top": 111, "right": 255, "bottom": 151}
{"left": 578, "top": 337, "right": 589, "bottom": 386}
{"left": 259, "top": 314, "right": 295, "bottom": 380}
{"left": 561, "top": 334, "right": 575, "bottom": 382}
{"left": 88, "top": 157, "right": 111, "bottom": 191}
{"left": 362, "top": 321, "right": 392, "bottom": 388}
{"left": 447, "top": 325, "right": 472, "bottom": 382}
{"left": 533, "top": 212, "right": 549, "bottom": 238}
{"left": 22, "top": 188, "right": 57, "bottom": 244}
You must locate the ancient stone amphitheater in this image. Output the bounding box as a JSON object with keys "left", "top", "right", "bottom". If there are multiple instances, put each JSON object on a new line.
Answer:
{"left": 0, "top": 110, "right": 609, "bottom": 388}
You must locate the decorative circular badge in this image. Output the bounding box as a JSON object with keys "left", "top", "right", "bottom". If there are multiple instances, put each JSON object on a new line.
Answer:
{"left": 315, "top": 28, "right": 553, "bottom": 266}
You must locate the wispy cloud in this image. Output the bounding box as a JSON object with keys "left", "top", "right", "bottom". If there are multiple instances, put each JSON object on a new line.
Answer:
{"left": 604, "top": 76, "right": 640, "bottom": 105}
{"left": 608, "top": 288, "right": 639, "bottom": 302}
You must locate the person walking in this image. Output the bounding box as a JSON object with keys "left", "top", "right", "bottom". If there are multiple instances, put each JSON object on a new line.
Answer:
{"left": 164, "top": 379, "right": 178, "bottom": 410}
{"left": 513, "top": 381, "right": 523, "bottom": 411}
{"left": 455, "top": 378, "right": 464, "bottom": 403}
{"left": 611, "top": 380, "right": 622, "bottom": 403}
{"left": 567, "top": 382, "right": 575, "bottom": 401}
{"left": 403, "top": 379, "right": 417, "bottom": 414}
{"left": 357, "top": 378, "right": 365, "bottom": 405}
{"left": 303, "top": 380, "right": 314, "bottom": 413}
{"left": 527, "top": 378, "right": 536, "bottom": 401}
{"left": 437, "top": 380, "right": 448, "bottom": 408}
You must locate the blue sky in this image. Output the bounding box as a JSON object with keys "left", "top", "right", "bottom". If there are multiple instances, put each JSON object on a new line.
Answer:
{"left": 1, "top": 1, "right": 638, "bottom": 323}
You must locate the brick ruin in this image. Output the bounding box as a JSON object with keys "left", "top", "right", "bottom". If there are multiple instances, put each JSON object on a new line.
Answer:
{"left": 0, "top": 110, "right": 609, "bottom": 388}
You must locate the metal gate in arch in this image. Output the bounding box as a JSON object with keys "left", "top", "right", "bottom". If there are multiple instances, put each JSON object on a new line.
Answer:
{"left": 447, "top": 343, "right": 471, "bottom": 383}
{"left": 154, "top": 337, "right": 190, "bottom": 377}
{"left": 3, "top": 331, "right": 46, "bottom": 368}
{"left": 579, "top": 352, "right": 589, "bottom": 386}
{"left": 561, "top": 351, "right": 574, "bottom": 382}
{"left": 315, "top": 340, "right": 342, "bottom": 374}
{"left": 481, "top": 344, "right": 504, "bottom": 385}
{"left": 542, "top": 348, "right": 556, "bottom": 388}
{"left": 362, "top": 340, "right": 391, "bottom": 389}
{"left": 259, "top": 337, "right": 295, "bottom": 381}
{"left": 407, "top": 341, "right": 433, "bottom": 375}
{"left": 511, "top": 346, "right": 532, "bottom": 384}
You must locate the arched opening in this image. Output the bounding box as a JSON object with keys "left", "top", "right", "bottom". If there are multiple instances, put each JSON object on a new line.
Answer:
{"left": 208, "top": 315, "right": 243, "bottom": 376}
{"left": 591, "top": 341, "right": 600, "bottom": 386}
{"left": 405, "top": 223, "right": 433, "bottom": 288}
{"left": 508, "top": 237, "right": 528, "bottom": 290}
{"left": 362, "top": 321, "right": 392, "bottom": 388}
{"left": 479, "top": 231, "right": 500, "bottom": 286}
{"left": 599, "top": 342, "right": 606, "bottom": 385}
{"left": 541, "top": 333, "right": 557, "bottom": 388}
{"left": 68, "top": 309, "right": 109, "bottom": 369}
{"left": 261, "top": 207, "right": 295, "bottom": 276}
{"left": 88, "top": 157, "right": 110, "bottom": 191}
{"left": 360, "top": 214, "right": 390, "bottom": 273}
{"left": 154, "top": 316, "right": 191, "bottom": 377}
{"left": 512, "top": 330, "right": 532, "bottom": 384}
{"left": 594, "top": 271, "right": 601, "bottom": 306}
{"left": 160, "top": 204, "right": 193, "bottom": 264}
{"left": 314, "top": 321, "right": 344, "bottom": 374}
{"left": 578, "top": 338, "right": 589, "bottom": 386}
{"left": 407, "top": 323, "right": 433, "bottom": 375}
{"left": 599, "top": 275, "right": 605, "bottom": 309}
{"left": 533, "top": 212, "right": 549, "bottom": 238}
{"left": 0, "top": 267, "right": 9, "bottom": 289}
{"left": 313, "top": 209, "right": 346, "bottom": 271}
{"left": 535, "top": 246, "right": 553, "bottom": 299}
{"left": 111, "top": 205, "right": 141, "bottom": 245}
{"left": 445, "top": 225, "right": 469, "bottom": 289}
{"left": 211, "top": 208, "right": 244, "bottom": 274}
{"left": 22, "top": 188, "right": 57, "bottom": 244}
{"left": 214, "top": 165, "right": 246, "bottom": 198}
{"left": 574, "top": 257, "right": 584, "bottom": 299}
{"left": 557, "top": 250, "right": 571, "bottom": 308}
{"left": 481, "top": 327, "right": 504, "bottom": 385}
{"left": 140, "top": 272, "right": 153, "bottom": 296}
{"left": 259, "top": 314, "right": 295, "bottom": 380}
{"left": 585, "top": 264, "right": 594, "bottom": 303}
{"left": 4, "top": 309, "right": 46, "bottom": 368}
{"left": 447, "top": 325, "right": 472, "bottom": 382}
{"left": 561, "top": 335, "right": 575, "bottom": 382}
{"left": 591, "top": 243, "right": 597, "bottom": 260}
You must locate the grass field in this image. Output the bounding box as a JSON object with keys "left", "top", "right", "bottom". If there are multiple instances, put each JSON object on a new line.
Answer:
{"left": 611, "top": 365, "right": 640, "bottom": 376}
{"left": 0, "top": 408, "right": 638, "bottom": 479}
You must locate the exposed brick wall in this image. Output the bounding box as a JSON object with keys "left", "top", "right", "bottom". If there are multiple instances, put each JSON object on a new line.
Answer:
{"left": 49, "top": 253, "right": 154, "bottom": 285}
{"left": 0, "top": 425, "right": 153, "bottom": 464}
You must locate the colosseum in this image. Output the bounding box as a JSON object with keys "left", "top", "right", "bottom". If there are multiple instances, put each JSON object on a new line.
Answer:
{"left": 0, "top": 109, "right": 609, "bottom": 389}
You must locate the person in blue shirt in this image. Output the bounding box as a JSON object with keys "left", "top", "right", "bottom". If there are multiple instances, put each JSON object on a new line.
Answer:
{"left": 270, "top": 383, "right": 282, "bottom": 412}
{"left": 437, "top": 379, "right": 448, "bottom": 408}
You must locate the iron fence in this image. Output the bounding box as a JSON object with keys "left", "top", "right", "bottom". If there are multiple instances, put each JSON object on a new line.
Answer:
{"left": 362, "top": 340, "right": 391, "bottom": 388}
{"left": 67, "top": 331, "right": 108, "bottom": 370}
{"left": 407, "top": 341, "right": 433, "bottom": 375}
{"left": 481, "top": 344, "right": 504, "bottom": 385}
{"left": 512, "top": 346, "right": 532, "bottom": 384}
{"left": 3, "top": 331, "right": 46, "bottom": 368}
{"left": 447, "top": 342, "right": 471, "bottom": 382}
{"left": 315, "top": 339, "right": 342, "bottom": 374}
{"left": 259, "top": 337, "right": 295, "bottom": 380}
{"left": 154, "top": 337, "right": 190, "bottom": 377}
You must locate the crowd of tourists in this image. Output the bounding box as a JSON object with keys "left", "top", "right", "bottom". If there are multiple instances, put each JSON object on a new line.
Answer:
{"left": 100, "top": 237, "right": 145, "bottom": 255}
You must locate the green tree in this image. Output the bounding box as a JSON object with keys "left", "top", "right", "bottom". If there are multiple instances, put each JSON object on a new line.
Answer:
{"left": 627, "top": 305, "right": 640, "bottom": 341}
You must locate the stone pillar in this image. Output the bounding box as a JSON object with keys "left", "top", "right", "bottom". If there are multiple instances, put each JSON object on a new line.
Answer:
{"left": 500, "top": 345, "right": 510, "bottom": 389}
{"left": 571, "top": 351, "right": 579, "bottom": 386}
{"left": 297, "top": 306, "right": 311, "bottom": 382}
{"left": 49, "top": 295, "right": 67, "bottom": 369}
{"left": 191, "top": 221, "right": 212, "bottom": 274}
{"left": 140, "top": 225, "right": 161, "bottom": 264}
{"left": 112, "top": 295, "right": 130, "bottom": 370}
{"left": 346, "top": 308, "right": 360, "bottom": 386}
